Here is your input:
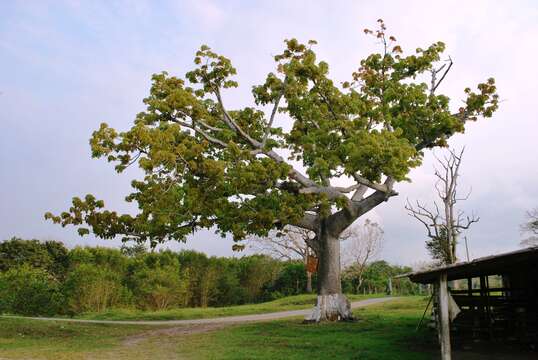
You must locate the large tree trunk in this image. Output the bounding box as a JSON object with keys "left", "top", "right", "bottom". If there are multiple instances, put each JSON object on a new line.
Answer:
{"left": 306, "top": 271, "right": 312, "bottom": 293}
{"left": 304, "top": 223, "right": 352, "bottom": 322}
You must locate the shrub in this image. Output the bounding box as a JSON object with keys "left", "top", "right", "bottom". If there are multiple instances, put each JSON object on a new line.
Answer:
{"left": 129, "top": 259, "right": 189, "bottom": 310}
{"left": 213, "top": 264, "right": 243, "bottom": 306}
{"left": 270, "top": 262, "right": 307, "bottom": 296}
{"left": 198, "top": 261, "right": 220, "bottom": 307}
{"left": 238, "top": 255, "right": 282, "bottom": 303}
{"left": 176, "top": 250, "right": 210, "bottom": 307}
{"left": 63, "top": 263, "right": 130, "bottom": 314}
{"left": 0, "top": 265, "right": 64, "bottom": 316}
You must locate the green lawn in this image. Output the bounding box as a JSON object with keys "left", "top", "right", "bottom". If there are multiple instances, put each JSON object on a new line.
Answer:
{"left": 0, "top": 318, "right": 151, "bottom": 360}
{"left": 0, "top": 296, "right": 437, "bottom": 360}
{"left": 175, "top": 296, "right": 437, "bottom": 360}
{"left": 77, "top": 293, "right": 384, "bottom": 321}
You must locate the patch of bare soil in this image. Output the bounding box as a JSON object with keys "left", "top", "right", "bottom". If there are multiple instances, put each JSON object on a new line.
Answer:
{"left": 121, "top": 323, "right": 227, "bottom": 346}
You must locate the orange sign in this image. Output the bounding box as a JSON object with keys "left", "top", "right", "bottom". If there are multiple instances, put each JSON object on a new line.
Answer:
{"left": 306, "top": 255, "right": 318, "bottom": 273}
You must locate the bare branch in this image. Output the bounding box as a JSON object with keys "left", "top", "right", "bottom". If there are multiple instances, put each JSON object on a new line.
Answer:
{"left": 299, "top": 183, "right": 362, "bottom": 196}
{"left": 352, "top": 173, "right": 397, "bottom": 195}
{"left": 327, "top": 177, "right": 396, "bottom": 236}
{"left": 290, "top": 212, "right": 319, "bottom": 232}
{"left": 405, "top": 199, "right": 441, "bottom": 239}
{"left": 431, "top": 57, "right": 453, "bottom": 94}
{"left": 262, "top": 78, "right": 287, "bottom": 149}
{"left": 351, "top": 185, "right": 368, "bottom": 202}
{"left": 214, "top": 87, "right": 262, "bottom": 148}
{"left": 196, "top": 119, "right": 223, "bottom": 132}
{"left": 455, "top": 214, "right": 480, "bottom": 230}
{"left": 263, "top": 149, "right": 317, "bottom": 188}
{"left": 170, "top": 119, "right": 229, "bottom": 148}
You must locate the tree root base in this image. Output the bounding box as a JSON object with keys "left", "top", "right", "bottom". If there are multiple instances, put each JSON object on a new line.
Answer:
{"left": 303, "top": 293, "right": 353, "bottom": 323}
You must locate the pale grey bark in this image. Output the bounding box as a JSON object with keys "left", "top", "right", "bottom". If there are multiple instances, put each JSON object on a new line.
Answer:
{"left": 317, "top": 222, "right": 342, "bottom": 295}
{"left": 304, "top": 293, "right": 353, "bottom": 322}
{"left": 303, "top": 220, "right": 354, "bottom": 321}
{"left": 328, "top": 177, "right": 396, "bottom": 236}
{"left": 306, "top": 271, "right": 313, "bottom": 293}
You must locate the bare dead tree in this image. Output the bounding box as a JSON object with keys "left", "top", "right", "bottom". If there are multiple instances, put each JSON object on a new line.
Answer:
{"left": 405, "top": 148, "right": 479, "bottom": 264}
{"left": 340, "top": 219, "right": 384, "bottom": 292}
{"left": 520, "top": 208, "right": 538, "bottom": 247}
{"left": 249, "top": 226, "right": 317, "bottom": 292}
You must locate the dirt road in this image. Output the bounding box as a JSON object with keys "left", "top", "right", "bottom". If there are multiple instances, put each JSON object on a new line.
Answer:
{"left": 1, "top": 297, "right": 397, "bottom": 326}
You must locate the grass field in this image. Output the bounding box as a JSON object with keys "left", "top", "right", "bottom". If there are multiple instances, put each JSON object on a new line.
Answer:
{"left": 0, "top": 319, "right": 152, "bottom": 360}
{"left": 0, "top": 296, "right": 437, "bottom": 360}
{"left": 77, "top": 293, "right": 384, "bottom": 321}
{"left": 175, "top": 296, "right": 436, "bottom": 360}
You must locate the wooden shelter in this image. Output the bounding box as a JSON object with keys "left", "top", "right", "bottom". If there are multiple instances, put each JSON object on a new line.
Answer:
{"left": 406, "top": 246, "right": 538, "bottom": 359}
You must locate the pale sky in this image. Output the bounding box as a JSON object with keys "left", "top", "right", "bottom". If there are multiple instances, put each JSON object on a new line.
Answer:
{"left": 1, "top": 0, "right": 537, "bottom": 266}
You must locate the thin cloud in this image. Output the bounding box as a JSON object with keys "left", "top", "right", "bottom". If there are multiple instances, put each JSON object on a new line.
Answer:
{"left": 0, "top": 0, "right": 536, "bottom": 264}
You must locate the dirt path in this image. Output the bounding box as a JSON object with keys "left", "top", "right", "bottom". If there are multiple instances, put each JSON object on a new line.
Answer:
{"left": 1, "top": 297, "right": 397, "bottom": 326}
{"left": 121, "top": 323, "right": 227, "bottom": 346}
{"left": 118, "top": 297, "right": 398, "bottom": 351}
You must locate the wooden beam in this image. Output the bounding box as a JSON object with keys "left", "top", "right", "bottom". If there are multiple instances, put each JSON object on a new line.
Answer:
{"left": 438, "top": 272, "right": 452, "bottom": 360}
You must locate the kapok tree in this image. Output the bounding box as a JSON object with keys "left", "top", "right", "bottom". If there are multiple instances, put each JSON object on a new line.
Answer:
{"left": 46, "top": 21, "right": 498, "bottom": 321}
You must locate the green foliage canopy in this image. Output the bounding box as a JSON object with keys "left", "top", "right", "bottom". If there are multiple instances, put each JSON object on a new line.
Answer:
{"left": 46, "top": 21, "right": 498, "bottom": 245}
{"left": 0, "top": 237, "right": 69, "bottom": 280}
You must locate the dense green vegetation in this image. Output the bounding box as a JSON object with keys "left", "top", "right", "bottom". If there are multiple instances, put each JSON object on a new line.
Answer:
{"left": 342, "top": 260, "right": 419, "bottom": 295}
{"left": 0, "top": 238, "right": 422, "bottom": 317}
{"left": 0, "top": 297, "right": 436, "bottom": 359}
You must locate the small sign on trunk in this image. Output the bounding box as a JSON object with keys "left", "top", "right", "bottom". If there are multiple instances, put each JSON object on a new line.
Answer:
{"left": 306, "top": 254, "right": 318, "bottom": 273}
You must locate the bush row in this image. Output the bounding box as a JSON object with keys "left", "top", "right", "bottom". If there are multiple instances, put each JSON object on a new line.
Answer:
{"left": 0, "top": 238, "right": 422, "bottom": 316}
{"left": 0, "top": 238, "right": 310, "bottom": 316}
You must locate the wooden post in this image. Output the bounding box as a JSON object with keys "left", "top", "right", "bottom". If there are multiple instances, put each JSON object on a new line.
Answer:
{"left": 438, "top": 272, "right": 452, "bottom": 360}
{"left": 387, "top": 277, "right": 393, "bottom": 295}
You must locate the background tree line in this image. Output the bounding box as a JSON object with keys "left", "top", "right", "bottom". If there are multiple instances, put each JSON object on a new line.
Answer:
{"left": 0, "top": 238, "right": 422, "bottom": 316}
